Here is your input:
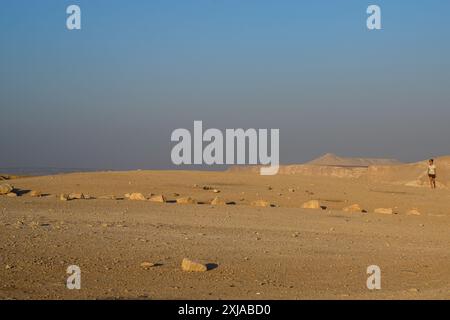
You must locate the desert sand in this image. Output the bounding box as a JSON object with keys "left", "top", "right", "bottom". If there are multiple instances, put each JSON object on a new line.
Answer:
{"left": 1, "top": 158, "right": 449, "bottom": 299}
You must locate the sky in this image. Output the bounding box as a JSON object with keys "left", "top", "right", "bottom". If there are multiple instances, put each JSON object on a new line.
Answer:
{"left": 1, "top": 0, "right": 449, "bottom": 171}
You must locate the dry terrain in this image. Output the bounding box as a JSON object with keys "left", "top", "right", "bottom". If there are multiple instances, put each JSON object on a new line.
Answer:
{"left": 0, "top": 169, "right": 449, "bottom": 299}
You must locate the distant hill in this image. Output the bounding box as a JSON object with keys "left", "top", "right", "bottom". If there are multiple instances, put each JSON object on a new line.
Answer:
{"left": 306, "top": 153, "right": 402, "bottom": 167}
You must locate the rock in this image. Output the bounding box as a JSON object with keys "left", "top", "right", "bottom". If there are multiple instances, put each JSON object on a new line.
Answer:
{"left": 251, "top": 199, "right": 272, "bottom": 207}
{"left": 210, "top": 197, "right": 226, "bottom": 205}
{"left": 374, "top": 208, "right": 393, "bottom": 215}
{"left": 406, "top": 208, "right": 421, "bottom": 216}
{"left": 29, "top": 190, "right": 42, "bottom": 197}
{"left": 288, "top": 188, "right": 295, "bottom": 193}
{"left": 176, "top": 196, "right": 196, "bottom": 204}
{"left": 202, "top": 186, "right": 213, "bottom": 190}
{"left": 149, "top": 195, "right": 166, "bottom": 203}
{"left": 68, "top": 193, "right": 85, "bottom": 200}
{"left": 128, "top": 193, "right": 146, "bottom": 201}
{"left": 343, "top": 204, "right": 364, "bottom": 213}
{"left": 99, "top": 195, "right": 117, "bottom": 200}
{"left": 213, "top": 189, "right": 220, "bottom": 193}
{"left": 0, "top": 184, "right": 13, "bottom": 195}
{"left": 124, "top": 193, "right": 131, "bottom": 198}
{"left": 301, "top": 200, "right": 324, "bottom": 209}
{"left": 181, "top": 258, "right": 207, "bottom": 272}
{"left": 60, "top": 194, "right": 69, "bottom": 201}
{"left": 140, "top": 262, "right": 156, "bottom": 269}
{"left": 6, "top": 192, "right": 17, "bottom": 198}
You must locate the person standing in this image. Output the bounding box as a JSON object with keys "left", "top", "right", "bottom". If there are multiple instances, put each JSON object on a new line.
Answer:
{"left": 427, "top": 159, "right": 437, "bottom": 189}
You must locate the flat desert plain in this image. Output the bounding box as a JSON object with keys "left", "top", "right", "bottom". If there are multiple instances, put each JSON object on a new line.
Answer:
{"left": 0, "top": 170, "right": 449, "bottom": 299}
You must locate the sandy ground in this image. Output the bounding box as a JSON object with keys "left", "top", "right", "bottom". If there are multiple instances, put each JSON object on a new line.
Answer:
{"left": 0, "top": 170, "right": 449, "bottom": 299}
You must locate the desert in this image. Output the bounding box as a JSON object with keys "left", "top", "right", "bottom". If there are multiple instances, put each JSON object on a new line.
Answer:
{"left": 1, "top": 154, "right": 449, "bottom": 299}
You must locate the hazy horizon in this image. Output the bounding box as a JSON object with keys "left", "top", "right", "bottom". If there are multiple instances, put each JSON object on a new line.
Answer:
{"left": 1, "top": 0, "right": 449, "bottom": 171}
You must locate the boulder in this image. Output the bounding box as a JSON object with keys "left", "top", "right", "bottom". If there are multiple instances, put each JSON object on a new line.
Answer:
{"left": 374, "top": 208, "right": 394, "bottom": 215}
{"left": 210, "top": 197, "right": 226, "bottom": 205}
{"left": 406, "top": 208, "right": 421, "bottom": 216}
{"left": 176, "top": 196, "right": 196, "bottom": 204}
{"left": 29, "top": 190, "right": 42, "bottom": 197}
{"left": 301, "top": 200, "right": 325, "bottom": 209}
{"left": 60, "top": 194, "right": 69, "bottom": 201}
{"left": 181, "top": 258, "right": 207, "bottom": 272}
{"left": 128, "top": 193, "right": 146, "bottom": 201}
{"left": 7, "top": 192, "right": 17, "bottom": 197}
{"left": 98, "top": 195, "right": 117, "bottom": 200}
{"left": 140, "top": 262, "right": 156, "bottom": 269}
{"left": 149, "top": 194, "right": 166, "bottom": 203}
{"left": 251, "top": 199, "right": 272, "bottom": 207}
{"left": 68, "top": 193, "right": 85, "bottom": 200}
{"left": 0, "top": 183, "right": 13, "bottom": 195}
{"left": 343, "top": 204, "right": 364, "bottom": 213}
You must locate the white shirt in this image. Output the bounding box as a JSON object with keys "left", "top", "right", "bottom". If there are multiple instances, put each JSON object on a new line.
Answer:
{"left": 428, "top": 164, "right": 436, "bottom": 175}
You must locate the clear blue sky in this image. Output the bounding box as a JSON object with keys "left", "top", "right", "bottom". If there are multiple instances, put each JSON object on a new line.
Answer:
{"left": 1, "top": 0, "right": 449, "bottom": 170}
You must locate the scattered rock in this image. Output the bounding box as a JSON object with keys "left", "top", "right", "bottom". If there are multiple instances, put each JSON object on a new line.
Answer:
{"left": 124, "top": 193, "right": 131, "bottom": 198}
{"left": 213, "top": 189, "right": 220, "bottom": 193}
{"left": 172, "top": 193, "right": 180, "bottom": 197}
{"left": 374, "top": 208, "right": 393, "bottom": 215}
{"left": 60, "top": 194, "right": 69, "bottom": 201}
{"left": 181, "top": 258, "right": 207, "bottom": 272}
{"left": 202, "top": 186, "right": 213, "bottom": 190}
{"left": 128, "top": 193, "right": 146, "bottom": 201}
{"left": 210, "top": 197, "right": 226, "bottom": 205}
{"left": 0, "top": 184, "right": 13, "bottom": 195}
{"left": 98, "top": 195, "right": 117, "bottom": 200}
{"left": 29, "top": 190, "right": 42, "bottom": 197}
{"left": 288, "top": 188, "right": 295, "bottom": 193}
{"left": 68, "top": 193, "right": 85, "bottom": 200}
{"left": 406, "top": 208, "right": 421, "bottom": 216}
{"left": 301, "top": 200, "right": 325, "bottom": 210}
{"left": 149, "top": 194, "right": 166, "bottom": 203}
{"left": 6, "top": 192, "right": 17, "bottom": 198}
{"left": 140, "top": 262, "right": 156, "bottom": 269}
{"left": 343, "top": 204, "right": 364, "bottom": 213}
{"left": 176, "top": 196, "right": 197, "bottom": 204}
{"left": 251, "top": 199, "right": 272, "bottom": 207}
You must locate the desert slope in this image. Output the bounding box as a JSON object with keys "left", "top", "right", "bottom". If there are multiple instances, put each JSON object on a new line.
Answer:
{"left": 229, "top": 154, "right": 450, "bottom": 188}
